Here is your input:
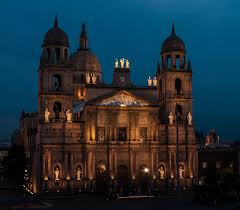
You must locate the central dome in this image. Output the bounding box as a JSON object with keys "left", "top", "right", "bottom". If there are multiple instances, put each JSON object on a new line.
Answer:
{"left": 161, "top": 25, "right": 185, "bottom": 53}
{"left": 70, "top": 50, "right": 102, "bottom": 73}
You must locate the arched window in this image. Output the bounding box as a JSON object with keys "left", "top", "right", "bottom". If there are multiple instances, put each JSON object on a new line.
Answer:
{"left": 175, "top": 78, "right": 182, "bottom": 95}
{"left": 53, "top": 102, "right": 62, "bottom": 119}
{"left": 52, "top": 74, "right": 62, "bottom": 91}
{"left": 64, "top": 49, "right": 68, "bottom": 62}
{"left": 175, "top": 55, "right": 180, "bottom": 69}
{"left": 55, "top": 48, "right": 61, "bottom": 64}
{"left": 167, "top": 55, "right": 171, "bottom": 69}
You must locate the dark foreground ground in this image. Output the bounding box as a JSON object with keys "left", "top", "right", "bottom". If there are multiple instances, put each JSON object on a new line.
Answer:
{"left": 0, "top": 189, "right": 240, "bottom": 210}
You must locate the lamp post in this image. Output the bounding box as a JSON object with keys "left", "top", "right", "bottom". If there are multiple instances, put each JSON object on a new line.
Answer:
{"left": 111, "top": 176, "right": 115, "bottom": 192}
{"left": 190, "top": 175, "right": 194, "bottom": 187}
{"left": 153, "top": 175, "right": 156, "bottom": 190}
{"left": 132, "top": 176, "right": 136, "bottom": 195}
{"left": 67, "top": 176, "right": 70, "bottom": 192}
{"left": 90, "top": 178, "right": 93, "bottom": 192}
{"left": 44, "top": 176, "right": 48, "bottom": 192}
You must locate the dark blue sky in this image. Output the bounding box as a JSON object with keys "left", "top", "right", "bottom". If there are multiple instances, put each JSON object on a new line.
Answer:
{"left": 0, "top": 0, "right": 239, "bottom": 140}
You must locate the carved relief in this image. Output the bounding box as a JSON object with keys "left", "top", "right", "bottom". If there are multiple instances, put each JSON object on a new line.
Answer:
{"left": 99, "top": 92, "right": 148, "bottom": 107}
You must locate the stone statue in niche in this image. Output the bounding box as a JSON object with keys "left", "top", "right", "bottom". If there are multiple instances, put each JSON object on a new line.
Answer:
{"left": 86, "top": 74, "right": 90, "bottom": 84}
{"left": 126, "top": 59, "right": 130, "bottom": 68}
{"left": 66, "top": 109, "right": 72, "bottom": 123}
{"left": 54, "top": 167, "right": 60, "bottom": 180}
{"left": 44, "top": 108, "right": 50, "bottom": 122}
{"left": 187, "top": 112, "right": 192, "bottom": 125}
{"left": 179, "top": 165, "right": 184, "bottom": 178}
{"left": 115, "top": 59, "right": 118, "bottom": 68}
{"left": 168, "top": 112, "right": 174, "bottom": 125}
{"left": 120, "top": 58, "right": 125, "bottom": 68}
{"left": 76, "top": 167, "right": 81, "bottom": 180}
{"left": 159, "top": 166, "right": 165, "bottom": 179}
{"left": 92, "top": 74, "right": 96, "bottom": 84}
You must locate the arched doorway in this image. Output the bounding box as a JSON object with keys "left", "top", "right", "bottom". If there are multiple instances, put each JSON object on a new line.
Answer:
{"left": 117, "top": 164, "right": 129, "bottom": 195}
{"left": 138, "top": 164, "right": 151, "bottom": 195}
{"left": 96, "top": 163, "right": 108, "bottom": 193}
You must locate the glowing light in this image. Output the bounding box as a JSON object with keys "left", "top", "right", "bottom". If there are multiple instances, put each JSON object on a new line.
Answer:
{"left": 111, "top": 175, "right": 114, "bottom": 179}
{"left": 44, "top": 176, "right": 48, "bottom": 181}
{"left": 132, "top": 176, "right": 136, "bottom": 180}
{"left": 144, "top": 167, "right": 149, "bottom": 173}
{"left": 66, "top": 175, "right": 70, "bottom": 180}
{"left": 153, "top": 175, "right": 156, "bottom": 179}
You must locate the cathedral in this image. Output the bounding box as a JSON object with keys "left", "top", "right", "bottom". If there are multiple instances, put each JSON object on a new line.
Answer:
{"left": 30, "top": 17, "right": 197, "bottom": 194}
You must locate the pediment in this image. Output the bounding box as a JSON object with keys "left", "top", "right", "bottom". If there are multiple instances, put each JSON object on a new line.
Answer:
{"left": 97, "top": 91, "right": 149, "bottom": 107}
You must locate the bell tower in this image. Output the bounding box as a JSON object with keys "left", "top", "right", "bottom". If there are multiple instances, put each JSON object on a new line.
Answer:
{"left": 158, "top": 25, "right": 193, "bottom": 124}
{"left": 38, "top": 17, "right": 73, "bottom": 122}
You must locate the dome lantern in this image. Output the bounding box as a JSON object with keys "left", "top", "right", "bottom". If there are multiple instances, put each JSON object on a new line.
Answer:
{"left": 161, "top": 24, "right": 187, "bottom": 70}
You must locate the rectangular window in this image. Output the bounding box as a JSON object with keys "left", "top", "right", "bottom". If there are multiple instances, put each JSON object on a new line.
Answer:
{"left": 118, "top": 127, "right": 127, "bottom": 141}
{"left": 140, "top": 127, "right": 147, "bottom": 142}
{"left": 216, "top": 161, "right": 221, "bottom": 169}
{"left": 202, "top": 162, "right": 207, "bottom": 168}
{"left": 97, "top": 127, "right": 105, "bottom": 142}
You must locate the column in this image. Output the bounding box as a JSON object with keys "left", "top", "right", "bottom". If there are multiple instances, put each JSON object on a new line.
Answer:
{"left": 70, "top": 153, "right": 74, "bottom": 178}
{"left": 42, "top": 151, "right": 46, "bottom": 178}
{"left": 64, "top": 152, "right": 68, "bottom": 178}
{"left": 47, "top": 151, "right": 51, "bottom": 178}
{"left": 88, "top": 152, "right": 93, "bottom": 179}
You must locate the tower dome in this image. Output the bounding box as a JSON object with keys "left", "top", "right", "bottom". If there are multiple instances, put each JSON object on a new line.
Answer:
{"left": 70, "top": 24, "right": 102, "bottom": 84}
{"left": 42, "top": 17, "right": 69, "bottom": 47}
{"left": 161, "top": 24, "right": 185, "bottom": 53}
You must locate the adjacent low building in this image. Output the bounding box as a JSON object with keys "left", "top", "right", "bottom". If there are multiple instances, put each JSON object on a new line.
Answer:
{"left": 198, "top": 130, "right": 240, "bottom": 184}
{"left": 0, "top": 141, "right": 11, "bottom": 184}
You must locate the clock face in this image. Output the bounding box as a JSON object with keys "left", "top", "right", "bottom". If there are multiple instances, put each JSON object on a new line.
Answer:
{"left": 120, "top": 76, "right": 125, "bottom": 82}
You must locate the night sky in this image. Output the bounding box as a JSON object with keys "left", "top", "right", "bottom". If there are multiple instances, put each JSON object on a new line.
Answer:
{"left": 0, "top": 0, "right": 239, "bottom": 140}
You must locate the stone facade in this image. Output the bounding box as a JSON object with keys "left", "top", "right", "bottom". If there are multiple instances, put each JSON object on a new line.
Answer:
{"left": 29, "top": 19, "right": 197, "bottom": 194}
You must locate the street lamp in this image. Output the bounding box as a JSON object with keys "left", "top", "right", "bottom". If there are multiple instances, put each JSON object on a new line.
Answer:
{"left": 90, "top": 177, "right": 93, "bottom": 192}
{"left": 44, "top": 176, "right": 48, "bottom": 192}
{"left": 66, "top": 176, "right": 70, "bottom": 192}
{"left": 111, "top": 175, "right": 115, "bottom": 191}
{"left": 153, "top": 175, "right": 156, "bottom": 189}
{"left": 144, "top": 167, "right": 149, "bottom": 173}
{"left": 132, "top": 176, "right": 136, "bottom": 195}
